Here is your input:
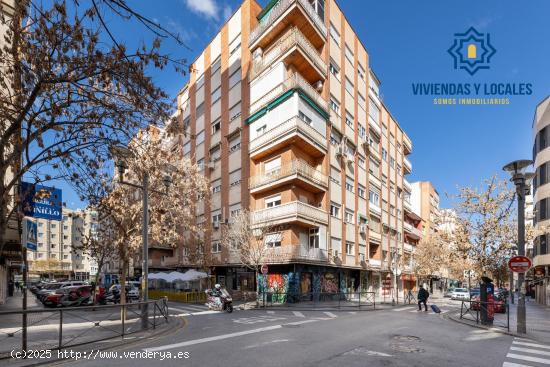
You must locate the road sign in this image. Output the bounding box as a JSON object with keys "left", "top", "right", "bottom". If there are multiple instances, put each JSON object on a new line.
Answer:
{"left": 261, "top": 264, "right": 268, "bottom": 275}
{"left": 508, "top": 256, "right": 532, "bottom": 273}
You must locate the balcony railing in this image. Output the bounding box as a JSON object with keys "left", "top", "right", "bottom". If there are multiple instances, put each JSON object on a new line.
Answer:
{"left": 404, "top": 243, "right": 414, "bottom": 252}
{"left": 263, "top": 246, "right": 329, "bottom": 263}
{"left": 403, "top": 134, "right": 413, "bottom": 153}
{"left": 369, "top": 203, "right": 382, "bottom": 216}
{"left": 249, "top": 0, "right": 327, "bottom": 47}
{"left": 404, "top": 157, "right": 412, "bottom": 173}
{"left": 369, "top": 258, "right": 381, "bottom": 267}
{"left": 403, "top": 178, "right": 412, "bottom": 192}
{"left": 249, "top": 159, "right": 328, "bottom": 190}
{"left": 251, "top": 201, "right": 328, "bottom": 225}
{"left": 251, "top": 27, "right": 327, "bottom": 80}
{"left": 249, "top": 115, "right": 327, "bottom": 154}
{"left": 250, "top": 72, "right": 328, "bottom": 116}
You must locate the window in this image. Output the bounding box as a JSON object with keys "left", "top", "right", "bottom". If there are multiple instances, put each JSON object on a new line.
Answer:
{"left": 266, "top": 195, "right": 281, "bottom": 208}
{"left": 345, "top": 111, "right": 354, "bottom": 128}
{"left": 345, "top": 209, "right": 354, "bottom": 224}
{"left": 345, "top": 241, "right": 354, "bottom": 255}
{"left": 51, "top": 233, "right": 56, "bottom": 238}
{"left": 358, "top": 156, "right": 366, "bottom": 169}
{"left": 196, "top": 102, "right": 204, "bottom": 118}
{"left": 196, "top": 73, "right": 204, "bottom": 89}
{"left": 63, "top": 235, "right": 68, "bottom": 240}
{"left": 50, "top": 254, "right": 57, "bottom": 259}
{"left": 358, "top": 92, "right": 366, "bottom": 110}
{"left": 183, "top": 141, "right": 191, "bottom": 155}
{"left": 358, "top": 63, "right": 366, "bottom": 81}
{"left": 211, "top": 56, "right": 221, "bottom": 73}
{"left": 229, "top": 40, "right": 241, "bottom": 56}
{"left": 211, "top": 118, "right": 221, "bottom": 134}
{"left": 230, "top": 204, "right": 241, "bottom": 217}
{"left": 230, "top": 103, "right": 241, "bottom": 121}
{"left": 309, "top": 228, "right": 320, "bottom": 249}
{"left": 345, "top": 77, "right": 354, "bottom": 95}
{"left": 38, "top": 222, "right": 43, "bottom": 227}
{"left": 229, "top": 68, "right": 241, "bottom": 89}
{"left": 212, "top": 180, "right": 221, "bottom": 194}
{"left": 63, "top": 225, "right": 68, "bottom": 230}
{"left": 210, "top": 145, "right": 221, "bottom": 162}
{"left": 358, "top": 185, "right": 366, "bottom": 198}
{"left": 330, "top": 203, "right": 341, "bottom": 218}
{"left": 212, "top": 213, "right": 222, "bottom": 223}
{"left": 369, "top": 190, "right": 380, "bottom": 207}
{"left": 345, "top": 177, "right": 354, "bottom": 193}
{"left": 330, "top": 166, "right": 341, "bottom": 185}
{"left": 369, "top": 98, "right": 380, "bottom": 124}
{"left": 264, "top": 157, "right": 281, "bottom": 174}
{"left": 309, "top": 0, "right": 324, "bottom": 19}
{"left": 196, "top": 130, "right": 205, "bottom": 145}
{"left": 51, "top": 223, "right": 56, "bottom": 229}
{"left": 62, "top": 216, "right": 68, "bottom": 221}
{"left": 330, "top": 131, "right": 341, "bottom": 146}
{"left": 330, "top": 96, "right": 340, "bottom": 114}
{"left": 331, "top": 237, "right": 341, "bottom": 257}
{"left": 381, "top": 148, "right": 388, "bottom": 161}
{"left": 390, "top": 157, "right": 395, "bottom": 169}
{"left": 299, "top": 111, "right": 312, "bottom": 125}
{"left": 329, "top": 60, "right": 339, "bottom": 79}
{"left": 38, "top": 232, "right": 43, "bottom": 237}
{"left": 51, "top": 243, "right": 56, "bottom": 248}
{"left": 197, "top": 158, "right": 205, "bottom": 170}
{"left": 229, "top": 135, "right": 241, "bottom": 153}
{"left": 211, "top": 86, "right": 221, "bottom": 103}
{"left": 344, "top": 44, "right": 354, "bottom": 64}
{"left": 358, "top": 124, "right": 366, "bottom": 139}
{"left": 329, "top": 23, "right": 340, "bottom": 46}
{"left": 63, "top": 254, "right": 68, "bottom": 259}
{"left": 256, "top": 125, "right": 267, "bottom": 136}
{"left": 212, "top": 242, "right": 222, "bottom": 253}
{"left": 229, "top": 169, "right": 241, "bottom": 187}
{"left": 265, "top": 233, "right": 282, "bottom": 247}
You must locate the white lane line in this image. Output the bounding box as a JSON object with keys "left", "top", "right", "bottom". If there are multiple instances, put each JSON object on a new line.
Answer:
{"left": 503, "top": 362, "right": 535, "bottom": 367}
{"left": 286, "top": 319, "right": 319, "bottom": 326}
{"left": 392, "top": 307, "right": 416, "bottom": 312}
{"left": 292, "top": 311, "right": 305, "bottom": 318}
{"left": 146, "top": 325, "right": 283, "bottom": 352}
{"left": 506, "top": 353, "right": 550, "bottom": 365}
{"left": 510, "top": 347, "right": 550, "bottom": 356}
{"left": 266, "top": 310, "right": 275, "bottom": 314}
{"left": 513, "top": 341, "right": 550, "bottom": 350}
{"left": 348, "top": 311, "right": 357, "bottom": 315}
{"left": 323, "top": 312, "right": 337, "bottom": 318}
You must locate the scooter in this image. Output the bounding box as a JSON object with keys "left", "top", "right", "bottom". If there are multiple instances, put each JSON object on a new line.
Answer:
{"left": 205, "top": 289, "right": 233, "bottom": 313}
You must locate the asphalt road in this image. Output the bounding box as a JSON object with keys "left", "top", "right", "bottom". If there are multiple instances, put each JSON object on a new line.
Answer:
{"left": 45, "top": 300, "right": 541, "bottom": 367}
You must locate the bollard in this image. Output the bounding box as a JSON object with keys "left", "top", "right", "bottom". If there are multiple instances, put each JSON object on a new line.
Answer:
{"left": 59, "top": 310, "right": 63, "bottom": 349}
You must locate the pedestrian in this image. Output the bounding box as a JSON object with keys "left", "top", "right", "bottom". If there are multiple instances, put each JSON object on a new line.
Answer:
{"left": 417, "top": 285, "right": 429, "bottom": 312}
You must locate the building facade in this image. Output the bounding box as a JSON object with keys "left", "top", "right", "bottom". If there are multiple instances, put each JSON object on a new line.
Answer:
{"left": 532, "top": 95, "right": 550, "bottom": 305}
{"left": 172, "top": 0, "right": 418, "bottom": 300}
{"left": 411, "top": 181, "right": 440, "bottom": 243}
{"left": 25, "top": 208, "right": 98, "bottom": 281}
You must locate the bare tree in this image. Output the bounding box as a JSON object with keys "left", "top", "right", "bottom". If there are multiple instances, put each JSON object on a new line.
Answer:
{"left": 0, "top": 0, "right": 188, "bottom": 257}
{"left": 221, "top": 210, "right": 280, "bottom": 305}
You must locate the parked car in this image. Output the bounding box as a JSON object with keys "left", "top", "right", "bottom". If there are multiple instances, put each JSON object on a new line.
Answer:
{"left": 469, "top": 288, "right": 480, "bottom": 299}
{"left": 471, "top": 293, "right": 506, "bottom": 313}
{"left": 36, "top": 282, "right": 63, "bottom": 301}
{"left": 444, "top": 288, "right": 455, "bottom": 298}
{"left": 58, "top": 285, "right": 94, "bottom": 307}
{"left": 451, "top": 288, "right": 470, "bottom": 300}
{"left": 105, "top": 284, "right": 140, "bottom": 303}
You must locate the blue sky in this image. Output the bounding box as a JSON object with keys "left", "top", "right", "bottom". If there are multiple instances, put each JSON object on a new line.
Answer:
{"left": 54, "top": 0, "right": 550, "bottom": 209}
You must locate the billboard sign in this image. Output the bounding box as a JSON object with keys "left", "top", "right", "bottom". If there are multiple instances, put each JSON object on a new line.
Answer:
{"left": 21, "top": 182, "right": 62, "bottom": 220}
{"left": 25, "top": 219, "right": 37, "bottom": 251}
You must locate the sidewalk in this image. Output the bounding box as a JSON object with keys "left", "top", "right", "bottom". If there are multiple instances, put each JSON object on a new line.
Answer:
{"left": 0, "top": 291, "right": 41, "bottom": 312}
{"left": 447, "top": 298, "right": 550, "bottom": 341}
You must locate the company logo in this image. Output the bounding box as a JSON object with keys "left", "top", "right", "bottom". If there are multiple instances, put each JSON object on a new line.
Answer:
{"left": 447, "top": 27, "right": 496, "bottom": 75}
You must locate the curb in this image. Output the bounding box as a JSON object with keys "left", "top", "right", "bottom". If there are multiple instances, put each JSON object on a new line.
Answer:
{"left": 5, "top": 317, "right": 184, "bottom": 367}
{"left": 444, "top": 312, "right": 542, "bottom": 342}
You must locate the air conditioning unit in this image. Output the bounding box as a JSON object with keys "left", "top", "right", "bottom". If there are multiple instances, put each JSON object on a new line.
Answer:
{"left": 359, "top": 224, "right": 367, "bottom": 234}
{"left": 212, "top": 221, "right": 220, "bottom": 229}
{"left": 361, "top": 139, "right": 370, "bottom": 152}
{"left": 314, "top": 80, "right": 323, "bottom": 92}
{"left": 207, "top": 161, "right": 216, "bottom": 170}
{"left": 333, "top": 250, "right": 339, "bottom": 260}
{"left": 335, "top": 145, "right": 344, "bottom": 157}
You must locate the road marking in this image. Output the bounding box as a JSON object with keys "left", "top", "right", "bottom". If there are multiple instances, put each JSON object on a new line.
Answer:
{"left": 393, "top": 307, "right": 416, "bottom": 312}
{"left": 348, "top": 311, "right": 357, "bottom": 315}
{"left": 503, "top": 361, "right": 535, "bottom": 367}
{"left": 191, "top": 310, "right": 221, "bottom": 316}
{"left": 506, "top": 353, "right": 550, "bottom": 364}
{"left": 510, "top": 347, "right": 550, "bottom": 356}
{"left": 266, "top": 310, "right": 275, "bottom": 314}
{"left": 292, "top": 311, "right": 305, "bottom": 318}
{"left": 286, "top": 319, "right": 319, "bottom": 326}
{"left": 145, "top": 325, "right": 283, "bottom": 352}
{"left": 243, "top": 339, "right": 289, "bottom": 350}
{"left": 513, "top": 341, "right": 550, "bottom": 350}
{"left": 323, "top": 312, "right": 337, "bottom": 318}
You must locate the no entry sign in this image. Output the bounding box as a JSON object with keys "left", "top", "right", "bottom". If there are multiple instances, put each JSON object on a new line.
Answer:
{"left": 508, "top": 256, "right": 532, "bottom": 273}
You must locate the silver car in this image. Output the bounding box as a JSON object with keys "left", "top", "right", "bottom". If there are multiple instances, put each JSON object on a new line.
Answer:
{"left": 451, "top": 288, "right": 470, "bottom": 300}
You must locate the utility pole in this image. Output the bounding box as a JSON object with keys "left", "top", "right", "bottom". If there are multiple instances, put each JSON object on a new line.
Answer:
{"left": 141, "top": 173, "right": 149, "bottom": 330}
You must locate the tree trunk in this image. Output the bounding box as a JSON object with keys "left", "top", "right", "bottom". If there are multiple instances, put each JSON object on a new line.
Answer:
{"left": 120, "top": 257, "right": 127, "bottom": 321}
{"left": 255, "top": 268, "right": 259, "bottom": 308}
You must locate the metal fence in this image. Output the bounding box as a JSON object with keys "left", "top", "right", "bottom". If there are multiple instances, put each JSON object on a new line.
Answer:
{"left": 0, "top": 298, "right": 169, "bottom": 359}
{"left": 459, "top": 299, "right": 509, "bottom": 331}
{"left": 258, "top": 291, "right": 376, "bottom": 310}
{"left": 149, "top": 290, "right": 206, "bottom": 303}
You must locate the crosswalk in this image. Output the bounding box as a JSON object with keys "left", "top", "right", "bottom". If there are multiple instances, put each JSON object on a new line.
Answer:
{"left": 391, "top": 305, "right": 450, "bottom": 314}
{"left": 503, "top": 338, "right": 550, "bottom": 366}
{"left": 169, "top": 303, "right": 215, "bottom": 316}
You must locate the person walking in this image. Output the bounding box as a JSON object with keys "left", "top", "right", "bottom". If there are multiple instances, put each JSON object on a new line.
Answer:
{"left": 417, "top": 285, "right": 429, "bottom": 312}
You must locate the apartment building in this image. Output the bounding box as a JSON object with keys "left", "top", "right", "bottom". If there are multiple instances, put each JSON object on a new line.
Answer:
{"left": 25, "top": 208, "right": 98, "bottom": 281}
{"left": 173, "top": 0, "right": 417, "bottom": 298}
{"left": 532, "top": 95, "right": 550, "bottom": 305}
{"left": 411, "top": 181, "right": 441, "bottom": 242}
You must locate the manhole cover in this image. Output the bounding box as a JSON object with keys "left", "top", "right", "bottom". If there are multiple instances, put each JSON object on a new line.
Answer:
{"left": 392, "top": 335, "right": 421, "bottom": 341}
{"left": 390, "top": 344, "right": 425, "bottom": 353}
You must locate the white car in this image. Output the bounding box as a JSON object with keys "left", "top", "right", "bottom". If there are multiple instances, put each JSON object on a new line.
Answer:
{"left": 451, "top": 288, "right": 470, "bottom": 300}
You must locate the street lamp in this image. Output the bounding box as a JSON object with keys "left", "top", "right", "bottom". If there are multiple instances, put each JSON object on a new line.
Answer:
{"left": 111, "top": 145, "right": 173, "bottom": 330}
{"left": 503, "top": 159, "right": 535, "bottom": 334}
{"left": 391, "top": 246, "right": 401, "bottom": 306}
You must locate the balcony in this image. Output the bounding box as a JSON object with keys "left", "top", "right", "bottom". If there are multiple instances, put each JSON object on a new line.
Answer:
{"left": 404, "top": 243, "right": 414, "bottom": 252}
{"left": 250, "top": 160, "right": 328, "bottom": 194}
{"left": 251, "top": 201, "right": 328, "bottom": 227}
{"left": 369, "top": 173, "right": 382, "bottom": 189}
{"left": 369, "top": 230, "right": 382, "bottom": 243}
{"left": 403, "top": 134, "right": 412, "bottom": 155}
{"left": 369, "top": 203, "right": 382, "bottom": 217}
{"left": 249, "top": 0, "right": 327, "bottom": 50}
{"left": 346, "top": 255, "right": 356, "bottom": 266}
{"left": 403, "top": 178, "right": 412, "bottom": 193}
{"left": 368, "top": 144, "right": 381, "bottom": 162}
{"left": 368, "top": 116, "right": 382, "bottom": 137}
{"left": 249, "top": 116, "right": 327, "bottom": 159}
{"left": 403, "top": 222, "right": 422, "bottom": 239}
{"left": 262, "top": 246, "right": 329, "bottom": 264}
{"left": 250, "top": 27, "right": 326, "bottom": 82}
{"left": 369, "top": 258, "right": 381, "bottom": 268}
{"left": 404, "top": 157, "right": 412, "bottom": 174}
{"left": 250, "top": 72, "right": 328, "bottom": 117}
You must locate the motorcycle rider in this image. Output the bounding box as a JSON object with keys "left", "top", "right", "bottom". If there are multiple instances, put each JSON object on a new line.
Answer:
{"left": 212, "top": 283, "right": 223, "bottom": 307}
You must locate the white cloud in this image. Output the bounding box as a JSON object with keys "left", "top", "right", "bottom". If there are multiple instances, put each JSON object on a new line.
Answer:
{"left": 184, "top": 0, "right": 219, "bottom": 20}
